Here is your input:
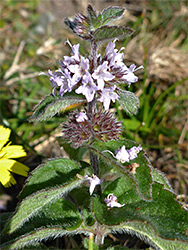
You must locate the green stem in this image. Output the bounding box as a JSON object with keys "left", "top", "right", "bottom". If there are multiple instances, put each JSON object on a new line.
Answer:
{"left": 88, "top": 233, "right": 94, "bottom": 250}
{"left": 88, "top": 38, "right": 100, "bottom": 177}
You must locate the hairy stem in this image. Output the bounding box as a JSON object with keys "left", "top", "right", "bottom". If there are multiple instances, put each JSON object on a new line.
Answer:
{"left": 88, "top": 38, "right": 100, "bottom": 177}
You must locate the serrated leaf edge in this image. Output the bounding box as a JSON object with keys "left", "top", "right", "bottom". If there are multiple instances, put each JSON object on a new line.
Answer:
{"left": 2, "top": 179, "right": 85, "bottom": 235}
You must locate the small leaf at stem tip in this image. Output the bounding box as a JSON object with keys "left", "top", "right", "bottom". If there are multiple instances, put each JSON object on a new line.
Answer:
{"left": 99, "top": 6, "right": 125, "bottom": 25}
{"left": 87, "top": 4, "right": 100, "bottom": 29}
{"left": 93, "top": 26, "right": 134, "bottom": 43}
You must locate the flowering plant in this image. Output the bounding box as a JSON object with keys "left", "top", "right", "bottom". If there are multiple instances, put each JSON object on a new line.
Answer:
{"left": 1, "top": 5, "right": 188, "bottom": 250}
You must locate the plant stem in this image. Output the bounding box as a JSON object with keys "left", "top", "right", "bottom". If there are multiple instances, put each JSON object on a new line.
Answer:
{"left": 88, "top": 233, "right": 94, "bottom": 250}
{"left": 88, "top": 38, "right": 100, "bottom": 177}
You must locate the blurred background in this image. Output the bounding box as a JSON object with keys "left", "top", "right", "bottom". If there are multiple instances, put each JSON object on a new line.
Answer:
{"left": 0, "top": 0, "right": 188, "bottom": 248}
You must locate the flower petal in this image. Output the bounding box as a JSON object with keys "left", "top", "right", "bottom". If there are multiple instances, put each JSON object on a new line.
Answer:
{"left": 0, "top": 167, "right": 16, "bottom": 187}
{"left": 0, "top": 126, "right": 11, "bottom": 150}
{"left": 0, "top": 159, "right": 29, "bottom": 177}
{"left": 1, "top": 145, "right": 27, "bottom": 159}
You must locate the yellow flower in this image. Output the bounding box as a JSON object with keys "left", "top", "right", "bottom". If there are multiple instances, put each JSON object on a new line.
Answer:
{"left": 0, "top": 125, "right": 29, "bottom": 188}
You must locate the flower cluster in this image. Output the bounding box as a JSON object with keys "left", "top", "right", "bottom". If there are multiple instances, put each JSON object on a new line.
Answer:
{"left": 41, "top": 40, "right": 142, "bottom": 110}
{"left": 115, "top": 145, "right": 142, "bottom": 163}
{"left": 62, "top": 109, "right": 122, "bottom": 148}
{"left": 103, "top": 145, "right": 142, "bottom": 164}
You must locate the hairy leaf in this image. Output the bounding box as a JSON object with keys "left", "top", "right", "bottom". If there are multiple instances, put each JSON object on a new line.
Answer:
{"left": 98, "top": 6, "right": 125, "bottom": 25}
{"left": 29, "top": 95, "right": 84, "bottom": 122}
{"left": 93, "top": 26, "right": 134, "bottom": 43}
{"left": 117, "top": 90, "right": 139, "bottom": 115}
{"left": 87, "top": 4, "right": 100, "bottom": 29}
{"left": 19, "top": 158, "right": 86, "bottom": 200}
{"left": 112, "top": 221, "right": 188, "bottom": 250}
{"left": 3, "top": 178, "right": 84, "bottom": 234}
{"left": 92, "top": 179, "right": 188, "bottom": 244}
{"left": 1, "top": 227, "right": 82, "bottom": 250}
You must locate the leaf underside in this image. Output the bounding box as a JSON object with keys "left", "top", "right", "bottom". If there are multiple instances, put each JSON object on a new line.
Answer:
{"left": 29, "top": 95, "right": 84, "bottom": 122}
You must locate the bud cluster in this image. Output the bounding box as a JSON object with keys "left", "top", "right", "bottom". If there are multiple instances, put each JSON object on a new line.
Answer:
{"left": 62, "top": 109, "right": 122, "bottom": 148}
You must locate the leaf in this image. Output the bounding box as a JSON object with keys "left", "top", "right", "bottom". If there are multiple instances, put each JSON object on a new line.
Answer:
{"left": 93, "top": 26, "right": 134, "bottom": 43}
{"left": 99, "top": 6, "right": 125, "bottom": 25}
{"left": 90, "top": 139, "right": 153, "bottom": 201}
{"left": 57, "top": 138, "right": 87, "bottom": 161}
{"left": 87, "top": 4, "right": 100, "bottom": 29}
{"left": 19, "top": 157, "right": 86, "bottom": 200}
{"left": 92, "top": 179, "right": 188, "bottom": 245}
{"left": 0, "top": 212, "right": 12, "bottom": 230}
{"left": 1, "top": 227, "right": 81, "bottom": 250}
{"left": 29, "top": 95, "right": 84, "bottom": 122}
{"left": 114, "top": 221, "right": 188, "bottom": 250}
{"left": 123, "top": 119, "right": 141, "bottom": 130}
{"left": 2, "top": 178, "right": 85, "bottom": 234}
{"left": 117, "top": 90, "right": 139, "bottom": 115}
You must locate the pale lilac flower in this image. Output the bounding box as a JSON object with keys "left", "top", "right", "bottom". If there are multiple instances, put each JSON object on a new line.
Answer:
{"left": 92, "top": 61, "right": 114, "bottom": 90}
{"left": 85, "top": 174, "right": 103, "bottom": 195}
{"left": 97, "top": 85, "right": 119, "bottom": 110}
{"left": 105, "top": 41, "right": 124, "bottom": 68}
{"left": 63, "top": 40, "right": 80, "bottom": 64}
{"left": 115, "top": 145, "right": 130, "bottom": 163}
{"left": 67, "top": 57, "right": 90, "bottom": 87}
{"left": 76, "top": 72, "right": 98, "bottom": 102}
{"left": 127, "top": 145, "right": 142, "bottom": 160}
{"left": 104, "top": 193, "right": 125, "bottom": 208}
{"left": 76, "top": 112, "right": 88, "bottom": 122}
{"left": 122, "top": 64, "right": 144, "bottom": 87}
{"left": 39, "top": 69, "right": 65, "bottom": 96}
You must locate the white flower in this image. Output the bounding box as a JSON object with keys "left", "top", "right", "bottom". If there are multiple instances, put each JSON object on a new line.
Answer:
{"left": 85, "top": 174, "right": 103, "bottom": 195}
{"left": 104, "top": 193, "right": 125, "bottom": 208}
{"left": 115, "top": 145, "right": 130, "bottom": 163}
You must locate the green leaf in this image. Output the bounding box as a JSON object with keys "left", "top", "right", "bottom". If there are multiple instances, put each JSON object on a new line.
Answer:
{"left": 93, "top": 26, "right": 134, "bottom": 43}
{"left": 90, "top": 139, "right": 152, "bottom": 201}
{"left": 117, "top": 90, "right": 139, "bottom": 115}
{"left": 99, "top": 6, "right": 125, "bottom": 25}
{"left": 57, "top": 138, "right": 87, "bottom": 161}
{"left": 92, "top": 179, "right": 188, "bottom": 245}
{"left": 0, "top": 212, "right": 12, "bottom": 230}
{"left": 87, "top": 4, "right": 100, "bottom": 29}
{"left": 3, "top": 178, "right": 84, "bottom": 234}
{"left": 123, "top": 119, "right": 141, "bottom": 130}
{"left": 1, "top": 227, "right": 81, "bottom": 250}
{"left": 114, "top": 221, "right": 188, "bottom": 250}
{"left": 20, "top": 158, "right": 85, "bottom": 200}
{"left": 29, "top": 95, "right": 84, "bottom": 122}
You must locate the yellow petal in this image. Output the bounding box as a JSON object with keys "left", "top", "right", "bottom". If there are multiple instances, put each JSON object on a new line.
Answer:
{"left": 0, "top": 167, "right": 16, "bottom": 187}
{"left": 0, "top": 159, "right": 29, "bottom": 177}
{"left": 0, "top": 126, "right": 11, "bottom": 151}
{"left": 1, "top": 145, "right": 27, "bottom": 159}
